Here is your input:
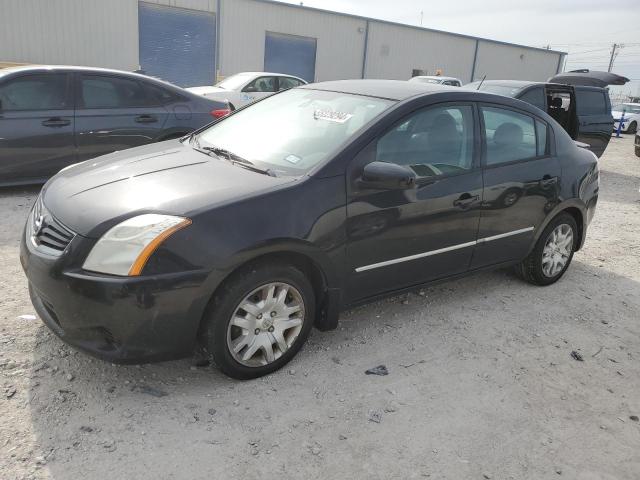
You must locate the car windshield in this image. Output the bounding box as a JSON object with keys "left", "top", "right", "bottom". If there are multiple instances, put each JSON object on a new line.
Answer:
{"left": 613, "top": 104, "right": 640, "bottom": 113}
{"left": 467, "top": 82, "right": 522, "bottom": 97}
{"left": 215, "top": 73, "right": 255, "bottom": 91}
{"left": 412, "top": 78, "right": 441, "bottom": 84}
{"left": 195, "top": 88, "right": 394, "bottom": 176}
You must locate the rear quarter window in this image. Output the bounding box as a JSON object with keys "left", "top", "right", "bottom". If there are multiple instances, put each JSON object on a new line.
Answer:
{"left": 575, "top": 89, "right": 608, "bottom": 115}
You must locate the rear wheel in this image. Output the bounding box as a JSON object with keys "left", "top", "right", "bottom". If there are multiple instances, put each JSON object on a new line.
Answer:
{"left": 627, "top": 121, "right": 637, "bottom": 134}
{"left": 203, "top": 262, "right": 315, "bottom": 379}
{"left": 516, "top": 213, "right": 578, "bottom": 286}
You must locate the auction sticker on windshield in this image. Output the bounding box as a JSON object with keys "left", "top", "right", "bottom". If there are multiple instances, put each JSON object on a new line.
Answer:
{"left": 313, "top": 109, "right": 353, "bottom": 123}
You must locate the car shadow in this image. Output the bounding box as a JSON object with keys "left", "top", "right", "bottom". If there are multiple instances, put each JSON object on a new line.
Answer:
{"left": 26, "top": 258, "right": 640, "bottom": 479}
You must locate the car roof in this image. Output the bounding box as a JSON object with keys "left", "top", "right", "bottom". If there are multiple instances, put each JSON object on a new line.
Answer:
{"left": 301, "top": 79, "right": 450, "bottom": 101}
{"left": 0, "top": 64, "right": 184, "bottom": 90}
{"left": 225, "top": 71, "right": 307, "bottom": 82}
{"left": 413, "top": 76, "right": 461, "bottom": 81}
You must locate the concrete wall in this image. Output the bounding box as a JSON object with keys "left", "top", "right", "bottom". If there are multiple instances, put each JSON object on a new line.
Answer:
{"left": 364, "top": 21, "right": 477, "bottom": 81}
{"left": 219, "top": 0, "right": 366, "bottom": 81}
{"left": 473, "top": 40, "right": 563, "bottom": 82}
{"left": 0, "top": 0, "right": 139, "bottom": 71}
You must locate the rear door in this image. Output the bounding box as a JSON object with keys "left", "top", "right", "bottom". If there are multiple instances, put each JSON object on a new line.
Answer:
{"left": 0, "top": 72, "right": 75, "bottom": 183}
{"left": 74, "top": 73, "right": 169, "bottom": 161}
{"left": 574, "top": 86, "right": 613, "bottom": 157}
{"left": 471, "top": 103, "right": 561, "bottom": 269}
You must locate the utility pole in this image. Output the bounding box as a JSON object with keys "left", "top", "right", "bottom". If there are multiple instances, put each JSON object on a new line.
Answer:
{"left": 608, "top": 43, "right": 621, "bottom": 72}
{"left": 420, "top": 10, "right": 424, "bottom": 26}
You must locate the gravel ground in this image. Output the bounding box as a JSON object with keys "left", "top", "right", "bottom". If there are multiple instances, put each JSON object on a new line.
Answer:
{"left": 1, "top": 135, "right": 639, "bottom": 480}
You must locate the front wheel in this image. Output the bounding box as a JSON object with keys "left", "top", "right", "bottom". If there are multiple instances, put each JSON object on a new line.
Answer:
{"left": 203, "top": 262, "right": 315, "bottom": 379}
{"left": 627, "top": 121, "right": 637, "bottom": 134}
{"left": 515, "top": 213, "right": 578, "bottom": 286}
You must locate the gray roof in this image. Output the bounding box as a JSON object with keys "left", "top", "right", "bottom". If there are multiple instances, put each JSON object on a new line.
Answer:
{"left": 302, "top": 79, "right": 451, "bottom": 101}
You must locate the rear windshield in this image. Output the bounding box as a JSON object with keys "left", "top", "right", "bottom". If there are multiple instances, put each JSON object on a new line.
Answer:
{"left": 467, "top": 82, "right": 523, "bottom": 97}
{"left": 575, "top": 90, "right": 608, "bottom": 115}
{"left": 215, "top": 73, "right": 255, "bottom": 90}
{"left": 196, "top": 88, "right": 394, "bottom": 176}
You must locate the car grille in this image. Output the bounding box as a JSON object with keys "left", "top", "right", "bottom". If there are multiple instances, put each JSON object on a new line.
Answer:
{"left": 29, "top": 196, "right": 75, "bottom": 255}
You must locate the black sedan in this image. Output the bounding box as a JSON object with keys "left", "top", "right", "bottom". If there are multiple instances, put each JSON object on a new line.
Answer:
{"left": 20, "top": 80, "right": 599, "bottom": 379}
{"left": 0, "top": 65, "right": 229, "bottom": 186}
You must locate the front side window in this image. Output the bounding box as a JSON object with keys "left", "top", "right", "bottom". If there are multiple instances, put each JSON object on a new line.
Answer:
{"left": 482, "top": 106, "right": 540, "bottom": 165}
{"left": 575, "top": 89, "right": 607, "bottom": 115}
{"left": 0, "top": 74, "right": 69, "bottom": 111}
{"left": 196, "top": 88, "right": 393, "bottom": 176}
{"left": 80, "top": 75, "right": 154, "bottom": 109}
{"left": 376, "top": 104, "right": 474, "bottom": 177}
{"left": 244, "top": 77, "right": 277, "bottom": 93}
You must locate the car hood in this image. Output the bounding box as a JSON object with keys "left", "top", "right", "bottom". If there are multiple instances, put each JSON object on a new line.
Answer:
{"left": 42, "top": 140, "right": 296, "bottom": 238}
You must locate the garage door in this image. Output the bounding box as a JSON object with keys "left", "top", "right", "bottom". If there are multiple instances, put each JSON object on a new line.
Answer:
{"left": 138, "top": 2, "right": 216, "bottom": 87}
{"left": 264, "top": 32, "right": 317, "bottom": 83}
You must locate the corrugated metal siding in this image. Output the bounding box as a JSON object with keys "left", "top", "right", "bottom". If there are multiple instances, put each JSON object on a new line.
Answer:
{"left": 142, "top": 0, "right": 216, "bottom": 12}
{"left": 364, "top": 21, "right": 477, "bottom": 81}
{"left": 139, "top": 2, "right": 216, "bottom": 86}
{"left": 0, "top": 0, "right": 138, "bottom": 71}
{"left": 473, "top": 41, "right": 562, "bottom": 82}
{"left": 219, "top": 0, "right": 366, "bottom": 82}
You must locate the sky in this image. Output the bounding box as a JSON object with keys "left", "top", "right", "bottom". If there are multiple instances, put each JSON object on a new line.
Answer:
{"left": 279, "top": 0, "right": 640, "bottom": 98}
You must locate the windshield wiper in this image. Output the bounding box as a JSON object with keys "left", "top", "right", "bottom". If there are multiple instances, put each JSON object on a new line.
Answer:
{"left": 195, "top": 144, "right": 277, "bottom": 177}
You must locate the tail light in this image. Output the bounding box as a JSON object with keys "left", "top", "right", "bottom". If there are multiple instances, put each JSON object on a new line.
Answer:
{"left": 210, "top": 108, "right": 231, "bottom": 119}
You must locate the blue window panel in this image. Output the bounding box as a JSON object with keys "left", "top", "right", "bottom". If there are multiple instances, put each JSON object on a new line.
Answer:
{"left": 139, "top": 3, "right": 215, "bottom": 87}
{"left": 264, "top": 32, "right": 317, "bottom": 83}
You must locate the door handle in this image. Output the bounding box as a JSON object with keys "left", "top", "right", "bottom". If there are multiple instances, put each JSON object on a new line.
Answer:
{"left": 539, "top": 175, "right": 558, "bottom": 188}
{"left": 453, "top": 193, "right": 479, "bottom": 209}
{"left": 42, "top": 117, "right": 70, "bottom": 127}
{"left": 135, "top": 114, "right": 158, "bottom": 123}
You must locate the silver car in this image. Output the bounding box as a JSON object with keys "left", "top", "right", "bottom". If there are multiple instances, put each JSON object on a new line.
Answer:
{"left": 187, "top": 72, "right": 307, "bottom": 109}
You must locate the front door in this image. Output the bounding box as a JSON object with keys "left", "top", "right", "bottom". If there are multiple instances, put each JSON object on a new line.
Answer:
{"left": 74, "top": 73, "right": 169, "bottom": 162}
{"left": 471, "top": 104, "right": 561, "bottom": 269}
{"left": 345, "top": 103, "right": 482, "bottom": 302}
{"left": 0, "top": 72, "right": 75, "bottom": 183}
{"left": 239, "top": 76, "right": 278, "bottom": 107}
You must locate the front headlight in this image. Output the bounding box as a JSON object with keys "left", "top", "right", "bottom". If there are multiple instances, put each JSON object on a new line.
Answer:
{"left": 83, "top": 214, "right": 191, "bottom": 276}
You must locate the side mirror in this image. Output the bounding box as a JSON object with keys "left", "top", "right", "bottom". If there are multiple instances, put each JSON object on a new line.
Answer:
{"left": 243, "top": 86, "right": 257, "bottom": 93}
{"left": 359, "top": 161, "right": 416, "bottom": 190}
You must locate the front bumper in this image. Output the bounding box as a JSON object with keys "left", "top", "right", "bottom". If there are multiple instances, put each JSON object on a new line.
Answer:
{"left": 20, "top": 227, "right": 210, "bottom": 364}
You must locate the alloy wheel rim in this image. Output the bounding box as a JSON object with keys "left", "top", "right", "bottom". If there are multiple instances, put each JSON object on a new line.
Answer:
{"left": 226, "top": 282, "right": 305, "bottom": 367}
{"left": 542, "top": 224, "right": 574, "bottom": 278}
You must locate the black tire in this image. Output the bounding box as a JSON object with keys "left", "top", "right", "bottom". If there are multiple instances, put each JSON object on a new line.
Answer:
{"left": 628, "top": 121, "right": 637, "bottom": 134}
{"left": 203, "top": 261, "right": 315, "bottom": 379}
{"left": 515, "top": 213, "right": 578, "bottom": 286}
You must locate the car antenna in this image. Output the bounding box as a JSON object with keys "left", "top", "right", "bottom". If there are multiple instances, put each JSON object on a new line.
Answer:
{"left": 476, "top": 75, "right": 487, "bottom": 90}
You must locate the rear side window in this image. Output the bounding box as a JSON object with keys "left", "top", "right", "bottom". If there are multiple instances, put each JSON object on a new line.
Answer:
{"left": 80, "top": 75, "right": 155, "bottom": 109}
{"left": 0, "top": 74, "right": 69, "bottom": 111}
{"left": 482, "top": 106, "right": 538, "bottom": 165}
{"left": 278, "top": 77, "right": 303, "bottom": 91}
{"left": 519, "top": 87, "right": 546, "bottom": 111}
{"left": 575, "top": 89, "right": 607, "bottom": 115}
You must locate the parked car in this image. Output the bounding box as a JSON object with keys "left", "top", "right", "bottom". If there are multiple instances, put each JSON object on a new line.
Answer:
{"left": 187, "top": 72, "right": 307, "bottom": 109}
{"left": 611, "top": 103, "right": 640, "bottom": 133}
{"left": 0, "top": 65, "right": 229, "bottom": 186}
{"left": 409, "top": 75, "right": 462, "bottom": 87}
{"left": 466, "top": 79, "right": 616, "bottom": 158}
{"left": 21, "top": 80, "right": 599, "bottom": 379}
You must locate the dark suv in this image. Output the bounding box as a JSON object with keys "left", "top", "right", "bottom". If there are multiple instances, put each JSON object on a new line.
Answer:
{"left": 468, "top": 80, "right": 613, "bottom": 157}
{"left": 0, "top": 65, "right": 228, "bottom": 186}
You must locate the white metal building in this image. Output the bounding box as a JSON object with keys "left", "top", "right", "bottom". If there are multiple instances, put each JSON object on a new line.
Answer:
{"left": 0, "top": 0, "right": 566, "bottom": 87}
